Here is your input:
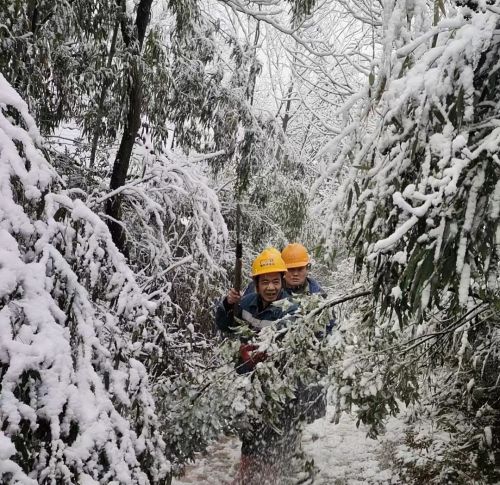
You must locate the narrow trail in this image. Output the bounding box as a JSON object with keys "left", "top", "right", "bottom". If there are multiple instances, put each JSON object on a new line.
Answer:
{"left": 173, "top": 407, "right": 404, "bottom": 484}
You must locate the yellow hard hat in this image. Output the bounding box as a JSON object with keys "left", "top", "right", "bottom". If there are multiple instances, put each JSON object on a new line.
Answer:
{"left": 263, "top": 246, "right": 281, "bottom": 257}
{"left": 281, "top": 243, "right": 310, "bottom": 269}
{"left": 251, "top": 249, "right": 287, "bottom": 277}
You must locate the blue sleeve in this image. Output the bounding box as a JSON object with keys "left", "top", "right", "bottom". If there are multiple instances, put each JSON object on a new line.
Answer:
{"left": 308, "top": 277, "right": 326, "bottom": 296}
{"left": 215, "top": 298, "right": 237, "bottom": 333}
{"left": 326, "top": 311, "right": 337, "bottom": 335}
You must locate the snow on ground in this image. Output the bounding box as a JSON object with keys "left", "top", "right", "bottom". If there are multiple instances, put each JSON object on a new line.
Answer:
{"left": 173, "top": 407, "right": 404, "bottom": 484}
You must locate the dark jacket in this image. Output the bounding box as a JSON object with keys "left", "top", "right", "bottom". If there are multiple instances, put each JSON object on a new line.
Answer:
{"left": 215, "top": 290, "right": 295, "bottom": 334}
{"left": 286, "top": 276, "right": 325, "bottom": 296}
{"left": 243, "top": 277, "right": 336, "bottom": 334}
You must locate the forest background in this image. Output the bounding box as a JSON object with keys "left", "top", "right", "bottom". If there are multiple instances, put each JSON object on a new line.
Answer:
{"left": 1, "top": 0, "right": 500, "bottom": 483}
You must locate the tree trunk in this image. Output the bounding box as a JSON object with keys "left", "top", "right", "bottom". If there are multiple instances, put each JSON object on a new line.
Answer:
{"left": 275, "top": 82, "right": 294, "bottom": 164}
{"left": 247, "top": 21, "right": 261, "bottom": 106}
{"left": 89, "top": 17, "right": 120, "bottom": 169}
{"left": 105, "top": 0, "right": 153, "bottom": 253}
{"left": 281, "top": 83, "right": 294, "bottom": 135}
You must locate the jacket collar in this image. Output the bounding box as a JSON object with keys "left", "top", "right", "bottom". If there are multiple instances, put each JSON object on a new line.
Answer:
{"left": 252, "top": 289, "right": 288, "bottom": 313}
{"left": 286, "top": 278, "right": 310, "bottom": 295}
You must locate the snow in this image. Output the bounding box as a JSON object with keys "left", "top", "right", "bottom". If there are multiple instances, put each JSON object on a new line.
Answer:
{"left": 79, "top": 475, "right": 100, "bottom": 485}
{"left": 391, "top": 286, "right": 402, "bottom": 300}
{"left": 458, "top": 263, "right": 471, "bottom": 306}
{"left": 484, "top": 426, "right": 492, "bottom": 447}
{"left": 391, "top": 251, "right": 406, "bottom": 265}
{"left": 491, "top": 179, "right": 500, "bottom": 219}
{"left": 172, "top": 408, "right": 403, "bottom": 484}
{"left": 420, "top": 284, "right": 430, "bottom": 309}
{"left": 370, "top": 216, "right": 418, "bottom": 256}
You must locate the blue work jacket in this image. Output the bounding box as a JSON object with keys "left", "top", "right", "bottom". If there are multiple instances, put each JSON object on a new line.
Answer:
{"left": 242, "top": 277, "right": 335, "bottom": 334}
{"left": 215, "top": 290, "right": 295, "bottom": 334}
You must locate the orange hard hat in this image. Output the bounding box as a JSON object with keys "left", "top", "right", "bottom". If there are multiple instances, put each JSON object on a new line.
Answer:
{"left": 251, "top": 249, "right": 287, "bottom": 277}
{"left": 281, "top": 243, "right": 310, "bottom": 269}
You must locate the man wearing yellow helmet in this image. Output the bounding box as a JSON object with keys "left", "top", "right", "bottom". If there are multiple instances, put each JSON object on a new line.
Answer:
{"left": 215, "top": 249, "right": 297, "bottom": 483}
{"left": 242, "top": 246, "right": 282, "bottom": 297}
{"left": 216, "top": 248, "right": 292, "bottom": 334}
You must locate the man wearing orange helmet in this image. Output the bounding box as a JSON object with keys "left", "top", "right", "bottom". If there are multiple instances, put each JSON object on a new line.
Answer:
{"left": 281, "top": 242, "right": 324, "bottom": 296}
{"left": 281, "top": 242, "right": 337, "bottom": 335}
{"left": 281, "top": 243, "right": 334, "bottom": 426}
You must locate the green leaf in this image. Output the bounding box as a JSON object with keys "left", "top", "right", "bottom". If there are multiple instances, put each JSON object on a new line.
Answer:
{"left": 409, "top": 249, "right": 434, "bottom": 311}
{"left": 437, "top": 0, "right": 446, "bottom": 16}
{"left": 398, "top": 56, "right": 413, "bottom": 78}
{"left": 354, "top": 180, "right": 361, "bottom": 198}
{"left": 352, "top": 226, "right": 364, "bottom": 248}
{"left": 433, "top": 107, "right": 446, "bottom": 125}
{"left": 347, "top": 188, "right": 353, "bottom": 210}
{"left": 455, "top": 86, "right": 464, "bottom": 129}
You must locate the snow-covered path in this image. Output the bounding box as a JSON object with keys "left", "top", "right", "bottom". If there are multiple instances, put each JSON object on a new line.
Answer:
{"left": 173, "top": 408, "right": 403, "bottom": 484}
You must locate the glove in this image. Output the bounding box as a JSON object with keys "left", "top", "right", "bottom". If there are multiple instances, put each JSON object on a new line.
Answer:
{"left": 237, "top": 343, "right": 267, "bottom": 374}
{"left": 240, "top": 343, "right": 267, "bottom": 365}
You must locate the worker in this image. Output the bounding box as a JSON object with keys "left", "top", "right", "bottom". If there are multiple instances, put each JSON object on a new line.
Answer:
{"left": 242, "top": 246, "right": 281, "bottom": 297}
{"left": 215, "top": 249, "right": 297, "bottom": 483}
{"left": 281, "top": 243, "right": 324, "bottom": 295}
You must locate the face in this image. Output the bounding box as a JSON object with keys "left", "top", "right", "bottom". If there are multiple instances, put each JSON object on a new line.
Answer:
{"left": 257, "top": 272, "right": 283, "bottom": 303}
{"left": 284, "top": 266, "right": 308, "bottom": 287}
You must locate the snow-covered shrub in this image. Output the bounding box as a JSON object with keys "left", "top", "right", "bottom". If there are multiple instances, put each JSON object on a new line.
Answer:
{"left": 316, "top": 0, "right": 500, "bottom": 479}
{"left": 93, "top": 138, "right": 229, "bottom": 322}
{"left": 0, "top": 74, "right": 169, "bottom": 483}
{"left": 383, "top": 366, "right": 499, "bottom": 484}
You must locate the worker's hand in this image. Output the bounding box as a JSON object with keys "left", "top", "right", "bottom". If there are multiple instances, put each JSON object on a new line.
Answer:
{"left": 239, "top": 344, "right": 267, "bottom": 370}
{"left": 226, "top": 288, "right": 241, "bottom": 305}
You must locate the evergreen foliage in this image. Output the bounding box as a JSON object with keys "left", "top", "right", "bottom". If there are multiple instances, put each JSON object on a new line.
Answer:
{"left": 0, "top": 0, "right": 119, "bottom": 137}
